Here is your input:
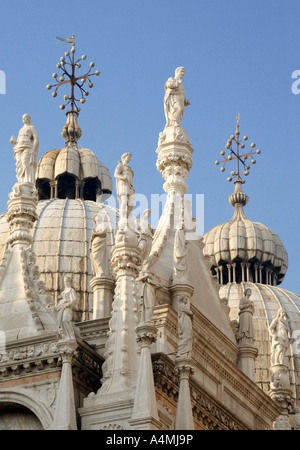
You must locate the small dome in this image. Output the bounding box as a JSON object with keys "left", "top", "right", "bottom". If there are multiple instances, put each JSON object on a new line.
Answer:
{"left": 36, "top": 111, "right": 112, "bottom": 202}
{"left": 203, "top": 181, "right": 288, "bottom": 286}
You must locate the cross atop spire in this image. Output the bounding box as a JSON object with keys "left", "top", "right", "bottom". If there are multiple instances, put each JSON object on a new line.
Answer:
{"left": 46, "top": 34, "right": 100, "bottom": 113}
{"left": 215, "top": 115, "right": 261, "bottom": 183}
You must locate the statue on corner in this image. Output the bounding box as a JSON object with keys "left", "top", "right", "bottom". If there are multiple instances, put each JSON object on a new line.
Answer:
{"left": 137, "top": 270, "right": 159, "bottom": 325}
{"left": 173, "top": 225, "right": 188, "bottom": 281}
{"left": 177, "top": 295, "right": 193, "bottom": 360}
{"left": 56, "top": 276, "right": 78, "bottom": 341}
{"left": 236, "top": 288, "right": 255, "bottom": 346}
{"left": 114, "top": 152, "right": 135, "bottom": 225}
{"left": 164, "top": 67, "right": 191, "bottom": 128}
{"left": 10, "top": 114, "right": 39, "bottom": 184}
{"left": 90, "top": 213, "right": 110, "bottom": 278}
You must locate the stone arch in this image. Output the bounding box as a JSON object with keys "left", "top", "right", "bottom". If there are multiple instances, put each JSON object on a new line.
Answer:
{"left": 0, "top": 388, "right": 53, "bottom": 430}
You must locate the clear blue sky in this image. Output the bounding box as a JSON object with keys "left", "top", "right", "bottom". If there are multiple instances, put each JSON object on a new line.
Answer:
{"left": 0, "top": 0, "right": 299, "bottom": 293}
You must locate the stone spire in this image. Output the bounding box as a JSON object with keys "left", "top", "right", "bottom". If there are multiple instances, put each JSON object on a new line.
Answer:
{"left": 154, "top": 67, "right": 194, "bottom": 311}
{"left": 154, "top": 68, "right": 195, "bottom": 429}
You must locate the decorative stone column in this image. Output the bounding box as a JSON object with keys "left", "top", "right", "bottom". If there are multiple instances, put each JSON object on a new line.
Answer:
{"left": 50, "top": 339, "right": 78, "bottom": 430}
{"left": 129, "top": 323, "right": 160, "bottom": 430}
{"left": 100, "top": 228, "right": 141, "bottom": 395}
{"left": 175, "top": 358, "right": 194, "bottom": 430}
{"left": 7, "top": 182, "right": 38, "bottom": 248}
{"left": 90, "top": 275, "right": 115, "bottom": 319}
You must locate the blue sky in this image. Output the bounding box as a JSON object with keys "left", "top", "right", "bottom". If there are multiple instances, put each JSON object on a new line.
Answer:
{"left": 0, "top": 0, "right": 299, "bottom": 293}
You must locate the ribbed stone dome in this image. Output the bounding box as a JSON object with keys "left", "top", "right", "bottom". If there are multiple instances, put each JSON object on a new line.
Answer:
{"left": 220, "top": 282, "right": 300, "bottom": 405}
{"left": 0, "top": 198, "right": 118, "bottom": 321}
{"left": 203, "top": 181, "right": 288, "bottom": 286}
{"left": 36, "top": 111, "right": 112, "bottom": 202}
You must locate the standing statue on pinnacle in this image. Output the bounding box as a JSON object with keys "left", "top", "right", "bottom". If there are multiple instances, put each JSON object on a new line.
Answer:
{"left": 164, "top": 67, "right": 191, "bottom": 128}
{"left": 10, "top": 114, "right": 39, "bottom": 185}
{"left": 114, "top": 152, "right": 135, "bottom": 225}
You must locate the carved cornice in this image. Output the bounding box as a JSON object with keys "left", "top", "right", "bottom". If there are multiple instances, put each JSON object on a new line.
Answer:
{"left": 0, "top": 334, "right": 103, "bottom": 394}
{"left": 152, "top": 353, "right": 245, "bottom": 430}
{"left": 0, "top": 339, "right": 61, "bottom": 380}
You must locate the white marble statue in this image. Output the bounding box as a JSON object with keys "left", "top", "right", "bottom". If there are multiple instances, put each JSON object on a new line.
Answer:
{"left": 236, "top": 288, "right": 255, "bottom": 346}
{"left": 173, "top": 226, "right": 188, "bottom": 281}
{"left": 138, "top": 209, "right": 153, "bottom": 268}
{"left": 138, "top": 271, "right": 158, "bottom": 325}
{"left": 56, "top": 276, "right": 78, "bottom": 341}
{"left": 177, "top": 296, "right": 193, "bottom": 359}
{"left": 269, "top": 308, "right": 290, "bottom": 366}
{"left": 90, "top": 213, "right": 110, "bottom": 278}
{"left": 10, "top": 114, "right": 39, "bottom": 184}
{"left": 164, "top": 67, "right": 191, "bottom": 128}
{"left": 114, "top": 152, "right": 135, "bottom": 223}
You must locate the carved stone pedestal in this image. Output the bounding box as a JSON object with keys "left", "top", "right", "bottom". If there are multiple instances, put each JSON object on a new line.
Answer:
{"left": 237, "top": 346, "right": 258, "bottom": 382}
{"left": 174, "top": 357, "right": 194, "bottom": 430}
{"left": 269, "top": 364, "right": 293, "bottom": 414}
{"left": 129, "top": 323, "right": 160, "bottom": 430}
{"left": 90, "top": 276, "right": 115, "bottom": 319}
